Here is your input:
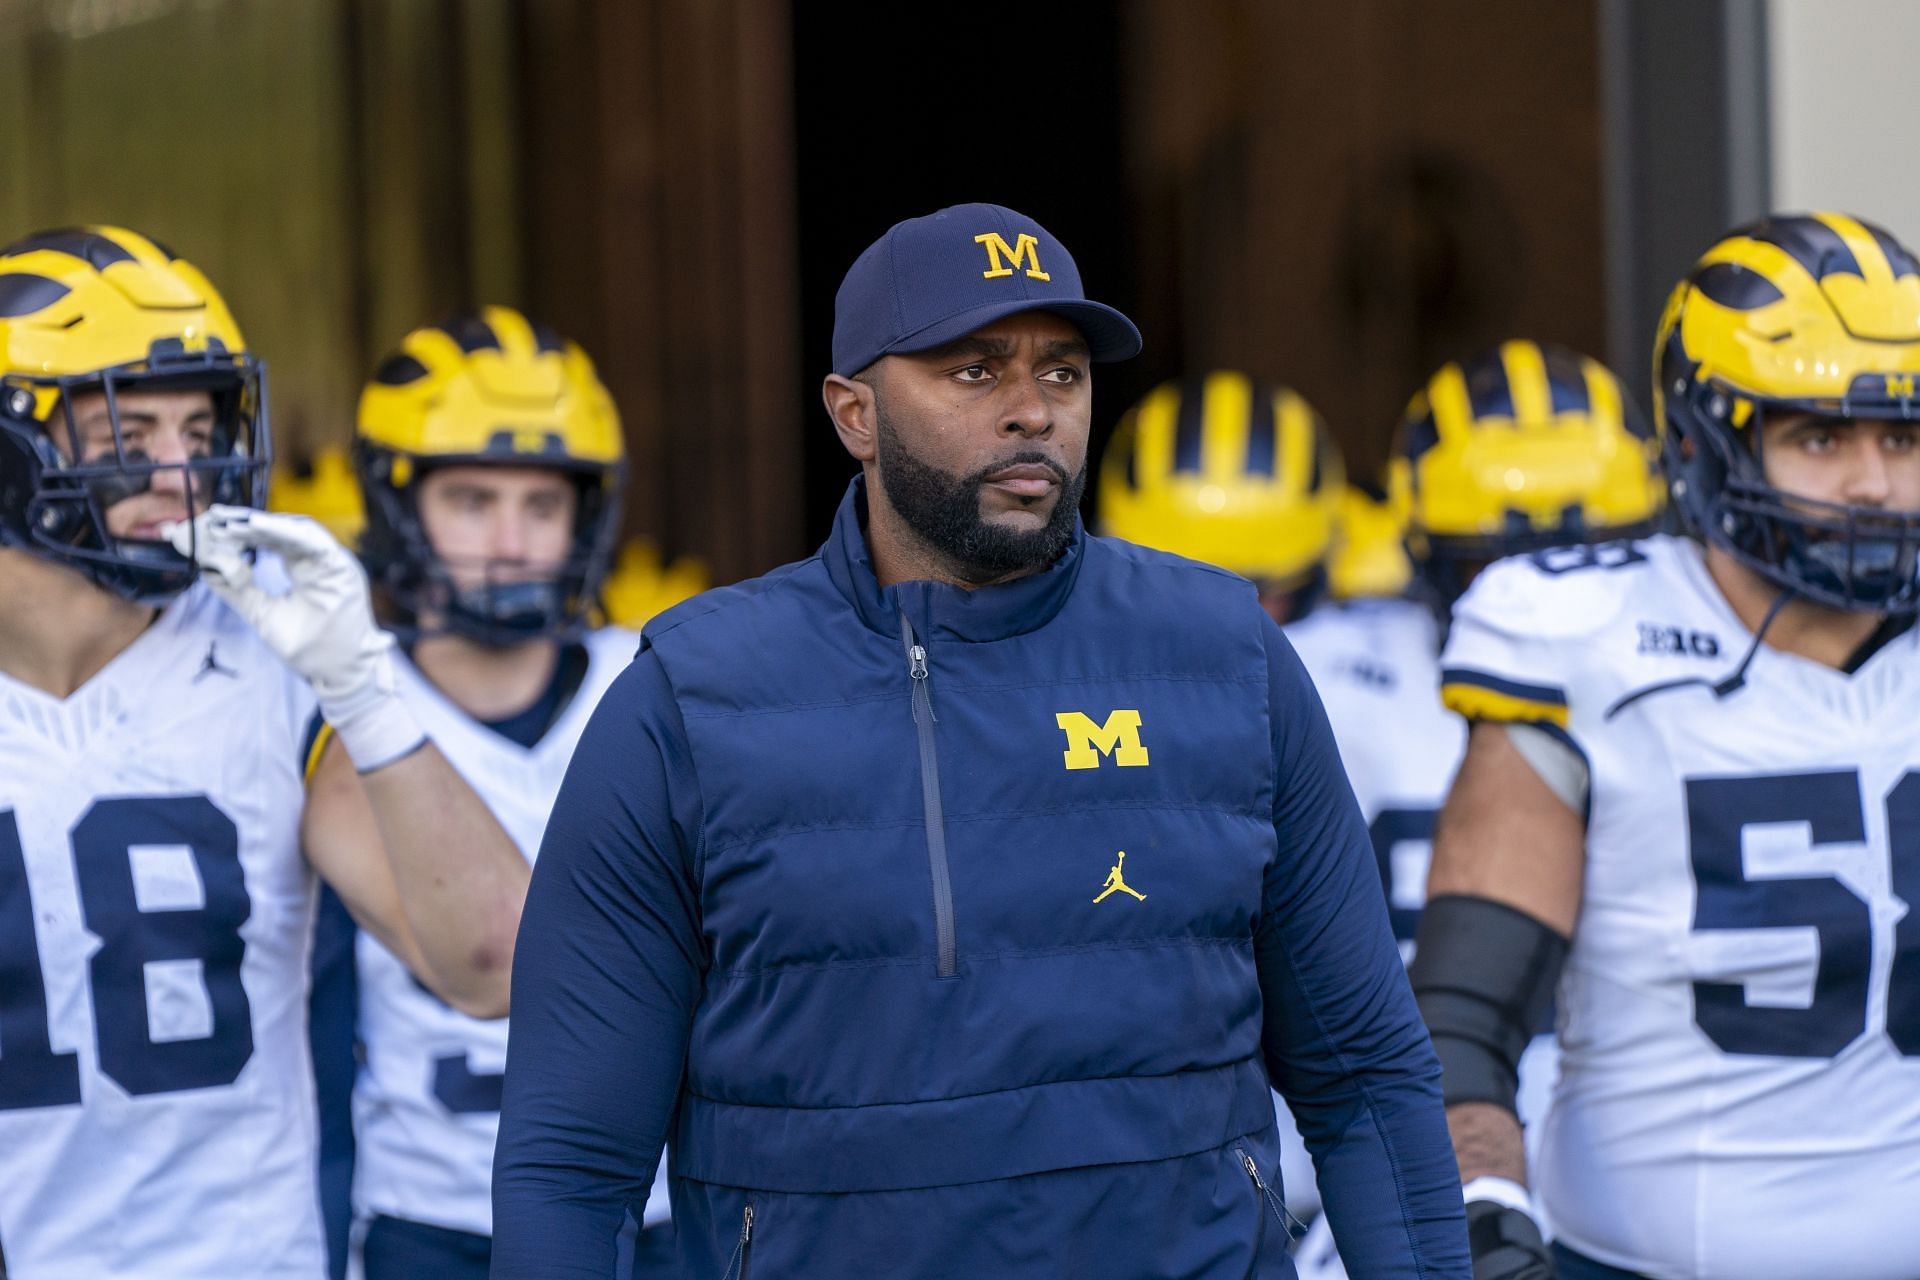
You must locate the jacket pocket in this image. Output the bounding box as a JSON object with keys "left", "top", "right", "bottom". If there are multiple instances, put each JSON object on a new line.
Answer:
{"left": 719, "top": 1198, "right": 755, "bottom": 1280}
{"left": 1236, "top": 1145, "right": 1306, "bottom": 1253}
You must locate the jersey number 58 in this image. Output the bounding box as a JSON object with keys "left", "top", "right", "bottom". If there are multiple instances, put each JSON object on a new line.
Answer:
{"left": 1688, "top": 770, "right": 1920, "bottom": 1058}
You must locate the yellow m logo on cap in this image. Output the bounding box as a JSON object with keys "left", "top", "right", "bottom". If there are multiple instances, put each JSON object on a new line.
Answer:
{"left": 975, "top": 232, "right": 1051, "bottom": 282}
{"left": 1889, "top": 373, "right": 1915, "bottom": 399}
{"left": 1056, "top": 710, "right": 1149, "bottom": 770}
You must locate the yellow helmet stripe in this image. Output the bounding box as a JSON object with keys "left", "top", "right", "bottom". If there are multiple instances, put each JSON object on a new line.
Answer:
{"left": 1813, "top": 211, "right": 1895, "bottom": 288}
{"left": 483, "top": 304, "right": 539, "bottom": 362}
{"left": 1130, "top": 382, "right": 1179, "bottom": 494}
{"left": 1501, "top": 340, "right": 1552, "bottom": 425}
{"left": 1199, "top": 370, "right": 1253, "bottom": 487}
{"left": 91, "top": 226, "right": 174, "bottom": 272}
{"left": 1583, "top": 354, "right": 1624, "bottom": 436}
{"left": 1427, "top": 361, "right": 1476, "bottom": 445}
{"left": 1704, "top": 235, "right": 1810, "bottom": 293}
{"left": 404, "top": 326, "right": 469, "bottom": 376}
{"left": 1276, "top": 386, "right": 1314, "bottom": 501}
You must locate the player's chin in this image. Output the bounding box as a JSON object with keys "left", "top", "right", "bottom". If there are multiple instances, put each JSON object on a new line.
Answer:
{"left": 977, "top": 491, "right": 1058, "bottom": 528}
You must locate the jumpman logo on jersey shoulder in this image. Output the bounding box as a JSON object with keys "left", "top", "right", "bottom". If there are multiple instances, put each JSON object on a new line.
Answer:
{"left": 192, "top": 641, "right": 238, "bottom": 683}
{"left": 1093, "top": 850, "right": 1146, "bottom": 903}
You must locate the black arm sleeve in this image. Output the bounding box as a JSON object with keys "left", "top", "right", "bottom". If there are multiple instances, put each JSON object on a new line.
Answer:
{"left": 1409, "top": 894, "right": 1568, "bottom": 1114}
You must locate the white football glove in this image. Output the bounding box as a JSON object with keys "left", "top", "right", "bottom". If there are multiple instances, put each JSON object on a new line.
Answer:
{"left": 167, "top": 505, "right": 425, "bottom": 772}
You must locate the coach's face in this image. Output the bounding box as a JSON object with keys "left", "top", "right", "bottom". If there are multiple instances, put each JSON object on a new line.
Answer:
{"left": 826, "top": 311, "right": 1095, "bottom": 583}
{"left": 879, "top": 310, "right": 1094, "bottom": 529}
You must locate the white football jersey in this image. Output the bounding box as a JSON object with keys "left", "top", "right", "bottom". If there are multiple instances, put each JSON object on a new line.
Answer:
{"left": 1442, "top": 534, "right": 1920, "bottom": 1279}
{"left": 1289, "top": 599, "right": 1463, "bottom": 960}
{"left": 351, "top": 626, "right": 649, "bottom": 1238}
{"left": 0, "top": 584, "right": 323, "bottom": 1280}
{"left": 1282, "top": 597, "right": 1560, "bottom": 1267}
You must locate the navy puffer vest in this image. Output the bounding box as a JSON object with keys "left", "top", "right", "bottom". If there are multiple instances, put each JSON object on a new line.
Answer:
{"left": 642, "top": 479, "right": 1279, "bottom": 1194}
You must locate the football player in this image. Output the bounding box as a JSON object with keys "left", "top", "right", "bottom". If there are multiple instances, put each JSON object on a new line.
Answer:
{"left": 1287, "top": 339, "right": 1665, "bottom": 1279}
{"left": 0, "top": 227, "right": 528, "bottom": 1279}
{"left": 1099, "top": 369, "right": 1344, "bottom": 627}
{"left": 308, "top": 307, "right": 668, "bottom": 1279}
{"left": 1416, "top": 212, "right": 1920, "bottom": 1279}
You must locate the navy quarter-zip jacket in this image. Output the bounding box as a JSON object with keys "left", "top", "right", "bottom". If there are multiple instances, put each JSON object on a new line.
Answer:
{"left": 492, "top": 479, "right": 1469, "bottom": 1278}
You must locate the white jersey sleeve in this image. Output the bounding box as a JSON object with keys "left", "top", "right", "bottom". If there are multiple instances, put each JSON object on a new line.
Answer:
{"left": 1440, "top": 535, "right": 1920, "bottom": 1279}
{"left": 1290, "top": 599, "right": 1464, "bottom": 953}
{"left": 1439, "top": 541, "right": 1653, "bottom": 763}
{"left": 348, "top": 627, "right": 662, "bottom": 1238}
{"left": 0, "top": 585, "right": 325, "bottom": 1280}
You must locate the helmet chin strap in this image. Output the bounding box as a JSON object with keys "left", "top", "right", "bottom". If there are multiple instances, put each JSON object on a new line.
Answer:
{"left": 1707, "top": 587, "right": 1796, "bottom": 698}
{"left": 1606, "top": 586, "right": 1795, "bottom": 719}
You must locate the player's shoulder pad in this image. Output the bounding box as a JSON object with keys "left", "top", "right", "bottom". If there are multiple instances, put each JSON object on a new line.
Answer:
{"left": 1452, "top": 538, "right": 1657, "bottom": 643}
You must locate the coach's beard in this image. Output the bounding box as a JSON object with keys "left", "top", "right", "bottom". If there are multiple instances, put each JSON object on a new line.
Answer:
{"left": 874, "top": 402, "right": 1085, "bottom": 585}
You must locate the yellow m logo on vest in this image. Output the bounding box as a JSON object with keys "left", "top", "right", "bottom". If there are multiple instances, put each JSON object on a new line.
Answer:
{"left": 1055, "top": 710, "right": 1149, "bottom": 770}
{"left": 1890, "top": 373, "right": 1916, "bottom": 399}
{"left": 974, "top": 232, "right": 1051, "bottom": 282}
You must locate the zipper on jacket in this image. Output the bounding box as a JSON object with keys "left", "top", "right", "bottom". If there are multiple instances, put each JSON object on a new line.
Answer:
{"left": 1239, "top": 1148, "right": 1306, "bottom": 1242}
{"left": 900, "top": 609, "right": 958, "bottom": 978}
{"left": 722, "top": 1200, "right": 755, "bottom": 1280}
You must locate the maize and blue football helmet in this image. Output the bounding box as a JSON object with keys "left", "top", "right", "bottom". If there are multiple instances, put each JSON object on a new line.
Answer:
{"left": 1099, "top": 370, "right": 1345, "bottom": 617}
{"left": 1656, "top": 211, "right": 1920, "bottom": 612}
{"left": 354, "top": 306, "right": 626, "bottom": 646}
{"left": 1391, "top": 338, "right": 1665, "bottom": 611}
{"left": 0, "top": 226, "right": 267, "bottom": 604}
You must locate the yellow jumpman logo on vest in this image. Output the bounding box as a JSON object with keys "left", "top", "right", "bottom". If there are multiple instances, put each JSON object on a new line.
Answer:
{"left": 1093, "top": 850, "right": 1146, "bottom": 903}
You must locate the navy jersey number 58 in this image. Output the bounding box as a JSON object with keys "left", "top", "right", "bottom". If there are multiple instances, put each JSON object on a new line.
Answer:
{"left": 1687, "top": 769, "right": 1920, "bottom": 1058}
{"left": 0, "top": 796, "right": 253, "bottom": 1109}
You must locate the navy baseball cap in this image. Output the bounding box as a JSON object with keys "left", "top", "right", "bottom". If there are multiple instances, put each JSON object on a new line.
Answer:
{"left": 831, "top": 203, "right": 1142, "bottom": 377}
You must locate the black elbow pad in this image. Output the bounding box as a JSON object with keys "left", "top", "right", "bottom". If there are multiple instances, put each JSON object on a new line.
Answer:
{"left": 1409, "top": 894, "right": 1568, "bottom": 1115}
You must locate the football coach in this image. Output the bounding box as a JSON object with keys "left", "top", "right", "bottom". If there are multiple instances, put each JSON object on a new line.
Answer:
{"left": 491, "top": 204, "right": 1469, "bottom": 1279}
